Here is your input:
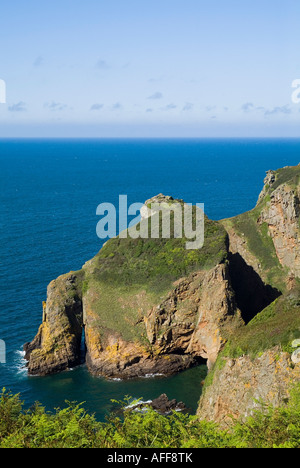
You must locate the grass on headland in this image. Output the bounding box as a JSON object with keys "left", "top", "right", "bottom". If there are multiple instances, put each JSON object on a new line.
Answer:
{"left": 89, "top": 214, "right": 228, "bottom": 292}
{"left": 81, "top": 214, "right": 228, "bottom": 344}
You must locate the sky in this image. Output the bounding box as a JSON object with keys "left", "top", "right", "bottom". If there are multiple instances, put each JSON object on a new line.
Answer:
{"left": 0, "top": 0, "right": 299, "bottom": 137}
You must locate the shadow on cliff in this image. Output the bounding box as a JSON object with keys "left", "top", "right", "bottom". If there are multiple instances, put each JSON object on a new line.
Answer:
{"left": 228, "top": 252, "right": 281, "bottom": 324}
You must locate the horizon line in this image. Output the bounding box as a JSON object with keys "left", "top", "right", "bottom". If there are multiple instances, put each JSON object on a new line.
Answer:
{"left": 1, "top": 136, "right": 300, "bottom": 140}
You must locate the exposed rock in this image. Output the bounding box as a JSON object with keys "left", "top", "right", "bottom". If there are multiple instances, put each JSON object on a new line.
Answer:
{"left": 184, "top": 264, "right": 243, "bottom": 368}
{"left": 151, "top": 394, "right": 186, "bottom": 414}
{"left": 258, "top": 183, "right": 300, "bottom": 278}
{"left": 225, "top": 227, "right": 262, "bottom": 278}
{"left": 198, "top": 347, "right": 300, "bottom": 428}
{"left": 129, "top": 394, "right": 187, "bottom": 415}
{"left": 24, "top": 273, "right": 84, "bottom": 375}
{"left": 257, "top": 170, "right": 276, "bottom": 203}
{"left": 85, "top": 333, "right": 196, "bottom": 380}
{"left": 197, "top": 165, "right": 300, "bottom": 425}
{"left": 224, "top": 166, "right": 300, "bottom": 289}
{"left": 84, "top": 263, "right": 242, "bottom": 378}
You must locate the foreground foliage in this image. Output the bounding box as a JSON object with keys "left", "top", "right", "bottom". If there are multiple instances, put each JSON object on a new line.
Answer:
{"left": 1, "top": 386, "right": 300, "bottom": 448}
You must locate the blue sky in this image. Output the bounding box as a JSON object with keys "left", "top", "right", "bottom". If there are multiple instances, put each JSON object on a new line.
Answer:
{"left": 0, "top": 0, "right": 299, "bottom": 137}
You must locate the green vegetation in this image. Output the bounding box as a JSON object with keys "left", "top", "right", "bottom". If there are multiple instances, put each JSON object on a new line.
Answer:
{"left": 221, "top": 289, "right": 300, "bottom": 359}
{"left": 81, "top": 212, "right": 228, "bottom": 343}
{"left": 270, "top": 166, "right": 300, "bottom": 192}
{"left": 91, "top": 214, "right": 227, "bottom": 290}
{"left": 1, "top": 387, "right": 300, "bottom": 448}
{"left": 222, "top": 165, "right": 300, "bottom": 293}
{"left": 225, "top": 209, "right": 286, "bottom": 291}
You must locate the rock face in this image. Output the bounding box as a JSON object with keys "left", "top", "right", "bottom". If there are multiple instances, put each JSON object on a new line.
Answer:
{"left": 257, "top": 170, "right": 276, "bottom": 204}
{"left": 224, "top": 164, "right": 300, "bottom": 289}
{"left": 24, "top": 273, "right": 84, "bottom": 375}
{"left": 258, "top": 183, "right": 300, "bottom": 278}
{"left": 197, "top": 347, "right": 300, "bottom": 427}
{"left": 22, "top": 264, "right": 236, "bottom": 381}
{"left": 145, "top": 264, "right": 242, "bottom": 371}
{"left": 197, "top": 164, "right": 300, "bottom": 425}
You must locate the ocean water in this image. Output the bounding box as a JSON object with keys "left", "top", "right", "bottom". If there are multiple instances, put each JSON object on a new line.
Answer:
{"left": 1, "top": 138, "right": 300, "bottom": 420}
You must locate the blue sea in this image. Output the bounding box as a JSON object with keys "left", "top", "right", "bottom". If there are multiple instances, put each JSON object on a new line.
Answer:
{"left": 1, "top": 138, "right": 300, "bottom": 420}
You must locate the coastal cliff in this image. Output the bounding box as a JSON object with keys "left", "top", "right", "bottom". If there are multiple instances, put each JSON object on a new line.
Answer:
{"left": 198, "top": 345, "right": 300, "bottom": 427}
{"left": 24, "top": 164, "right": 300, "bottom": 424}
{"left": 24, "top": 273, "right": 84, "bottom": 375}
{"left": 198, "top": 164, "right": 300, "bottom": 425}
{"left": 24, "top": 197, "right": 242, "bottom": 377}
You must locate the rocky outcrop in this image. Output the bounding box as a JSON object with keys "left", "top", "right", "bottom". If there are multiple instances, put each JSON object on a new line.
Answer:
{"left": 82, "top": 262, "right": 242, "bottom": 378}
{"left": 197, "top": 165, "right": 300, "bottom": 425}
{"left": 84, "top": 328, "right": 196, "bottom": 380}
{"left": 24, "top": 273, "right": 84, "bottom": 375}
{"left": 24, "top": 195, "right": 243, "bottom": 378}
{"left": 24, "top": 260, "right": 243, "bottom": 379}
{"left": 128, "top": 394, "right": 187, "bottom": 415}
{"left": 197, "top": 347, "right": 300, "bottom": 427}
{"left": 145, "top": 264, "right": 243, "bottom": 371}
{"left": 258, "top": 183, "right": 300, "bottom": 278}
{"left": 224, "top": 165, "right": 300, "bottom": 288}
{"left": 257, "top": 170, "right": 276, "bottom": 204}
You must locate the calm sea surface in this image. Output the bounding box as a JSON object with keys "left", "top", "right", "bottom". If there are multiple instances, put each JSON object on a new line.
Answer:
{"left": 1, "top": 138, "right": 300, "bottom": 419}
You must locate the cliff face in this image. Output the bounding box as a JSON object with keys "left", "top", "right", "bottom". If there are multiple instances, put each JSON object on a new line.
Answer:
{"left": 24, "top": 164, "right": 300, "bottom": 425}
{"left": 223, "top": 165, "right": 300, "bottom": 290}
{"left": 144, "top": 263, "right": 242, "bottom": 371}
{"left": 197, "top": 164, "right": 300, "bottom": 424}
{"left": 198, "top": 347, "right": 300, "bottom": 427}
{"left": 258, "top": 180, "right": 300, "bottom": 278}
{"left": 24, "top": 273, "right": 84, "bottom": 375}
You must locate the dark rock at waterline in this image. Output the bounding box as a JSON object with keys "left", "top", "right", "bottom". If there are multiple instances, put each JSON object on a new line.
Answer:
{"left": 130, "top": 393, "right": 187, "bottom": 415}
{"left": 151, "top": 393, "right": 186, "bottom": 414}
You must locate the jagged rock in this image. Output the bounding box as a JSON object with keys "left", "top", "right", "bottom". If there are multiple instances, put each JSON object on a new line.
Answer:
{"left": 24, "top": 273, "right": 84, "bottom": 375}
{"left": 150, "top": 394, "right": 186, "bottom": 414}
{"left": 224, "top": 165, "right": 300, "bottom": 288}
{"left": 128, "top": 394, "right": 187, "bottom": 415}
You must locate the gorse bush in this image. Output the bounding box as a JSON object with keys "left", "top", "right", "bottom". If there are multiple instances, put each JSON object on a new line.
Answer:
{"left": 1, "top": 386, "right": 300, "bottom": 448}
